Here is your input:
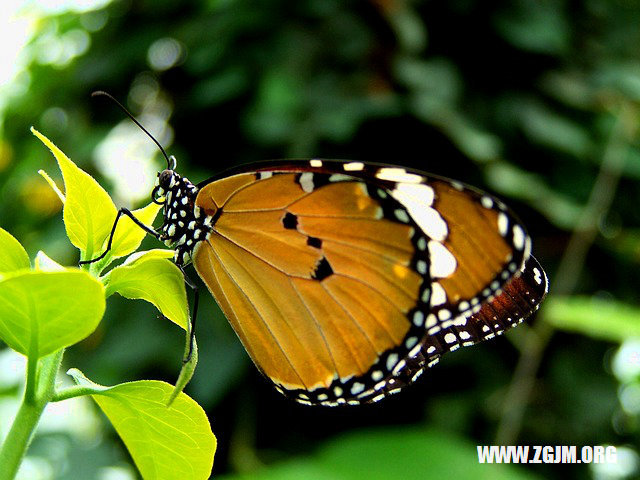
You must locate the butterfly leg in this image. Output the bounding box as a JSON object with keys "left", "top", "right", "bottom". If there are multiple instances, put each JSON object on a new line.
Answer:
{"left": 179, "top": 264, "right": 199, "bottom": 364}
{"left": 79, "top": 207, "right": 160, "bottom": 266}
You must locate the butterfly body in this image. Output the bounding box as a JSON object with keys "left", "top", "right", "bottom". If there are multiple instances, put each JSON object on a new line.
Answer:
{"left": 154, "top": 171, "right": 211, "bottom": 265}
{"left": 151, "top": 159, "right": 548, "bottom": 406}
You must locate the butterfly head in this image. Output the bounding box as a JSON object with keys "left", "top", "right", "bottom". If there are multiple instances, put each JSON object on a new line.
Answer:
{"left": 152, "top": 165, "right": 210, "bottom": 266}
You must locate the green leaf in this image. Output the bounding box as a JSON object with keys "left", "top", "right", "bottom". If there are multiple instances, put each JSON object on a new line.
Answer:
{"left": 319, "top": 429, "right": 541, "bottom": 480}
{"left": 32, "top": 128, "right": 117, "bottom": 260}
{"left": 0, "top": 228, "right": 30, "bottom": 274}
{"left": 544, "top": 296, "right": 640, "bottom": 342}
{"left": 104, "top": 256, "right": 188, "bottom": 330}
{"left": 67, "top": 369, "right": 216, "bottom": 480}
{"left": 38, "top": 168, "right": 65, "bottom": 203}
{"left": 108, "top": 202, "right": 163, "bottom": 260}
{"left": 0, "top": 270, "right": 105, "bottom": 357}
{"left": 518, "top": 100, "right": 592, "bottom": 157}
{"left": 225, "top": 428, "right": 541, "bottom": 480}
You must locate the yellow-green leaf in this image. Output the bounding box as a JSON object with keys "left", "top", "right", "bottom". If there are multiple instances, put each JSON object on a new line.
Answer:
{"left": 224, "top": 427, "right": 539, "bottom": 480}
{"left": 109, "top": 202, "right": 163, "bottom": 260}
{"left": 0, "top": 228, "right": 30, "bottom": 274}
{"left": 32, "top": 128, "right": 117, "bottom": 260}
{"left": 105, "top": 257, "right": 188, "bottom": 330}
{"left": 544, "top": 296, "right": 640, "bottom": 342}
{"left": 67, "top": 369, "right": 216, "bottom": 480}
{"left": 38, "top": 169, "right": 65, "bottom": 203}
{"left": 0, "top": 270, "right": 105, "bottom": 357}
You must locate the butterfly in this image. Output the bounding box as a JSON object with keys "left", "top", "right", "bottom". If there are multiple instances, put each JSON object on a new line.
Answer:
{"left": 89, "top": 93, "right": 548, "bottom": 407}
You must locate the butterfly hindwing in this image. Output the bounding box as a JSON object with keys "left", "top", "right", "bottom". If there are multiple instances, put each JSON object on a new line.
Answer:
{"left": 190, "top": 160, "right": 547, "bottom": 405}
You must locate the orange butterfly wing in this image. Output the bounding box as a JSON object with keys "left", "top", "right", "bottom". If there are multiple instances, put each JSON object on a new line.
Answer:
{"left": 191, "top": 161, "right": 547, "bottom": 405}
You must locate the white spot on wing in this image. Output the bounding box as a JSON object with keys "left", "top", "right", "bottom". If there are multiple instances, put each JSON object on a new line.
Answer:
{"left": 300, "top": 172, "right": 314, "bottom": 193}
{"left": 310, "top": 159, "right": 323, "bottom": 167}
{"left": 524, "top": 236, "right": 532, "bottom": 260}
{"left": 329, "top": 174, "right": 353, "bottom": 182}
{"left": 430, "top": 282, "right": 447, "bottom": 306}
{"left": 350, "top": 382, "right": 365, "bottom": 395}
{"left": 386, "top": 353, "right": 399, "bottom": 371}
{"left": 376, "top": 167, "right": 422, "bottom": 183}
{"left": 405, "top": 336, "right": 419, "bottom": 349}
{"left": 444, "top": 332, "right": 457, "bottom": 344}
{"left": 344, "top": 161, "right": 364, "bottom": 171}
{"left": 416, "top": 260, "right": 428, "bottom": 275}
{"left": 391, "top": 184, "right": 448, "bottom": 241}
{"left": 512, "top": 224, "right": 525, "bottom": 250}
{"left": 394, "top": 209, "right": 410, "bottom": 223}
{"left": 498, "top": 212, "right": 508, "bottom": 237}
{"left": 428, "top": 241, "right": 457, "bottom": 278}
{"left": 421, "top": 288, "right": 431, "bottom": 303}
{"left": 392, "top": 360, "right": 406, "bottom": 374}
{"left": 391, "top": 183, "right": 434, "bottom": 206}
{"left": 533, "top": 267, "right": 542, "bottom": 285}
{"left": 481, "top": 196, "right": 493, "bottom": 209}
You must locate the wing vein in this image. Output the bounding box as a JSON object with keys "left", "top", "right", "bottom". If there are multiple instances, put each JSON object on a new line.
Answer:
{"left": 288, "top": 278, "right": 339, "bottom": 382}
{"left": 207, "top": 235, "right": 308, "bottom": 389}
{"left": 333, "top": 272, "right": 410, "bottom": 317}
{"left": 320, "top": 281, "right": 379, "bottom": 370}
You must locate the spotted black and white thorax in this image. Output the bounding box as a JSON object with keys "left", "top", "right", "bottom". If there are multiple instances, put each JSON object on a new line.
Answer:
{"left": 154, "top": 169, "right": 212, "bottom": 266}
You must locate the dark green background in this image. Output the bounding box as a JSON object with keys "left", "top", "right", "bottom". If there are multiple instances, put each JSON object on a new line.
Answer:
{"left": 1, "top": 0, "right": 639, "bottom": 478}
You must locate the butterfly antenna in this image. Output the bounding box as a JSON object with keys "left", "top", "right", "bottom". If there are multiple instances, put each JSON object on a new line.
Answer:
{"left": 91, "top": 90, "right": 173, "bottom": 169}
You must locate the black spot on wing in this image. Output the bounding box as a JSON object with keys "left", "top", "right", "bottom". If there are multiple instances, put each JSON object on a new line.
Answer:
{"left": 307, "top": 236, "right": 322, "bottom": 248}
{"left": 282, "top": 212, "right": 298, "bottom": 229}
{"left": 312, "top": 257, "right": 333, "bottom": 280}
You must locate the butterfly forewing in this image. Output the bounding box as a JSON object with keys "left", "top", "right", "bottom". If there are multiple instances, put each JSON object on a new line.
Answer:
{"left": 191, "top": 160, "right": 547, "bottom": 405}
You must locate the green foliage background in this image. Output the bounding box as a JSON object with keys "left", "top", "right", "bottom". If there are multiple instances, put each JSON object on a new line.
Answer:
{"left": 1, "top": 0, "right": 639, "bottom": 478}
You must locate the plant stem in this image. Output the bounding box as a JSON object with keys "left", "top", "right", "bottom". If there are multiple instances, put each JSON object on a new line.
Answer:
{"left": 51, "top": 385, "right": 99, "bottom": 402}
{"left": 0, "top": 399, "right": 45, "bottom": 479}
{"left": 0, "top": 350, "right": 64, "bottom": 480}
{"left": 23, "top": 355, "right": 38, "bottom": 405}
